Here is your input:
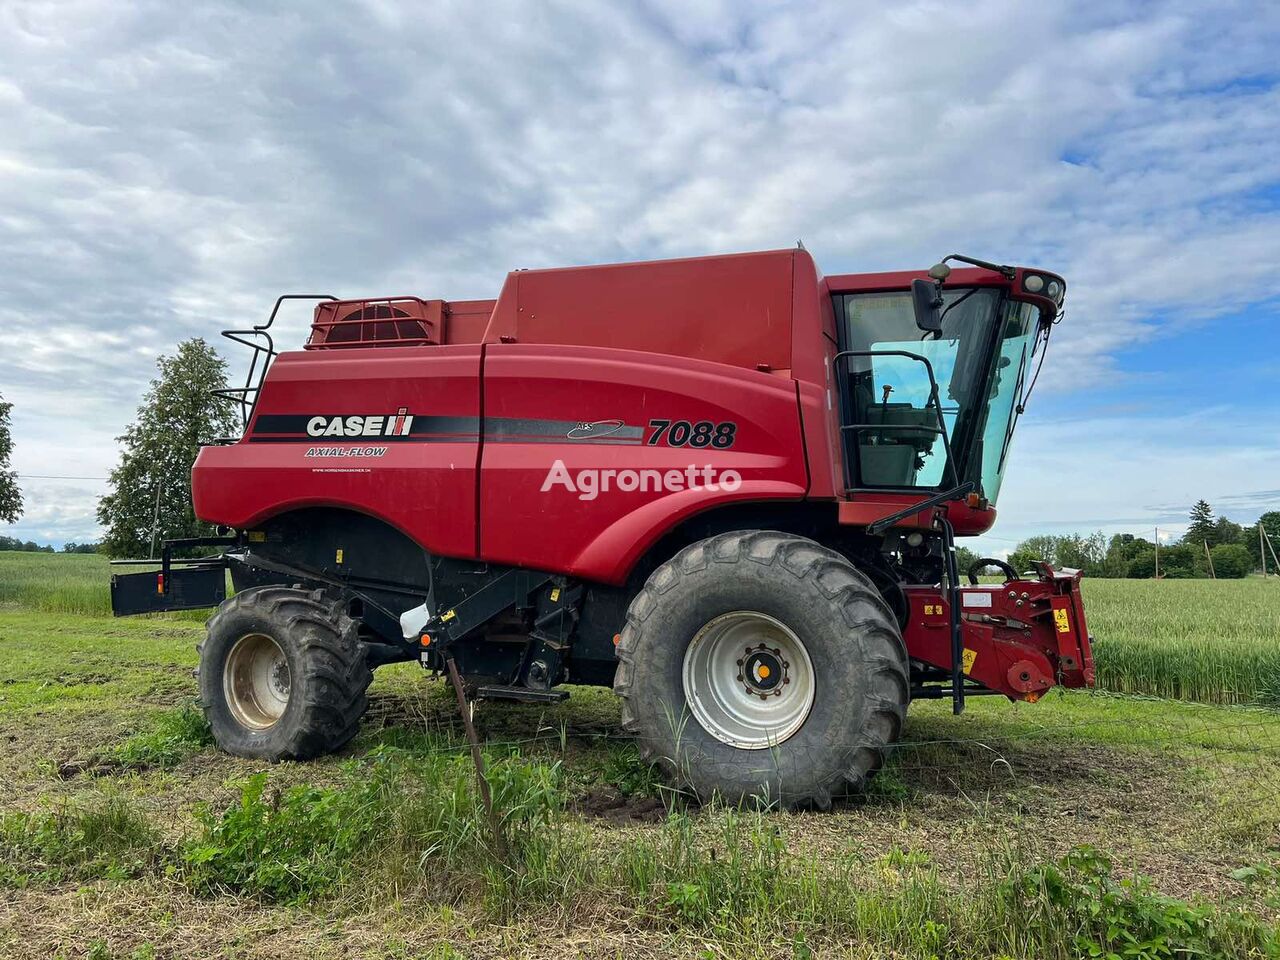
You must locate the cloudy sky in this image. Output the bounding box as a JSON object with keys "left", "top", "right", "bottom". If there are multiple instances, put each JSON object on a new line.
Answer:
{"left": 2, "top": 0, "right": 1278, "bottom": 555}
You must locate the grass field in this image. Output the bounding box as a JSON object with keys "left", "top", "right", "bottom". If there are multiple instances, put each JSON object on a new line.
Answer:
{"left": 2, "top": 551, "right": 1280, "bottom": 958}
{"left": 8, "top": 550, "right": 1278, "bottom": 704}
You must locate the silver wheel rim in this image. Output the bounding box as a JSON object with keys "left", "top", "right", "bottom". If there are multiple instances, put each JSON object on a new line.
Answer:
{"left": 224, "top": 633, "right": 291, "bottom": 730}
{"left": 682, "top": 611, "right": 815, "bottom": 749}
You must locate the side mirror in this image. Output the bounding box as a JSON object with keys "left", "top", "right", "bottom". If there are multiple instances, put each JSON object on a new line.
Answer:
{"left": 911, "top": 278, "right": 944, "bottom": 333}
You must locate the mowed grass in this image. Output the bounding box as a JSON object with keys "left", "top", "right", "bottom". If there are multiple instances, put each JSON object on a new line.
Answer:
{"left": 5, "top": 551, "right": 1279, "bottom": 704}
{"left": 3, "top": 607, "right": 1280, "bottom": 958}
{"left": 3, "top": 552, "right": 1280, "bottom": 957}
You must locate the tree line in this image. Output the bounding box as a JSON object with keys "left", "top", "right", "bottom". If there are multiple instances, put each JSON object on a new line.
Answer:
{"left": 0, "top": 536, "right": 100, "bottom": 554}
{"left": 995, "top": 500, "right": 1280, "bottom": 579}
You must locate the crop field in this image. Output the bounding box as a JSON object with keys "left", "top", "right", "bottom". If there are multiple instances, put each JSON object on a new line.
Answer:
{"left": 2, "top": 551, "right": 1280, "bottom": 959}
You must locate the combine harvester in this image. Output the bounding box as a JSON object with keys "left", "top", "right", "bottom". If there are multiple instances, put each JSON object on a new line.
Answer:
{"left": 112, "top": 248, "right": 1093, "bottom": 807}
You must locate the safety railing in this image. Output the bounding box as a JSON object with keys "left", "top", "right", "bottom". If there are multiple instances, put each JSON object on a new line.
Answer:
{"left": 212, "top": 294, "right": 337, "bottom": 435}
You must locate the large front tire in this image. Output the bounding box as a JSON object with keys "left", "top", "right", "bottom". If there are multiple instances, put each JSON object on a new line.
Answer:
{"left": 614, "top": 531, "right": 908, "bottom": 808}
{"left": 199, "top": 586, "right": 372, "bottom": 760}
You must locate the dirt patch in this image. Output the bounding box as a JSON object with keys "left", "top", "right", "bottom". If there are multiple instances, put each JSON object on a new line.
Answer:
{"left": 572, "top": 785, "right": 666, "bottom": 824}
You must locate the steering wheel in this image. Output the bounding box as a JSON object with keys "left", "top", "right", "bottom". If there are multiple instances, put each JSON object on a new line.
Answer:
{"left": 966, "top": 557, "right": 1019, "bottom": 585}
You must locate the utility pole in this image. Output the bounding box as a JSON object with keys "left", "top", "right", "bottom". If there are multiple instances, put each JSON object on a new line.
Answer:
{"left": 1203, "top": 540, "right": 1216, "bottom": 579}
{"left": 1154, "top": 527, "right": 1160, "bottom": 580}
{"left": 148, "top": 482, "right": 162, "bottom": 560}
{"left": 1262, "top": 522, "right": 1269, "bottom": 577}
{"left": 1266, "top": 527, "right": 1280, "bottom": 577}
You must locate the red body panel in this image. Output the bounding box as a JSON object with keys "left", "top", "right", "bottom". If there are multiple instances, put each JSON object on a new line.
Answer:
{"left": 194, "top": 346, "right": 482, "bottom": 559}
{"left": 479, "top": 344, "right": 808, "bottom": 583}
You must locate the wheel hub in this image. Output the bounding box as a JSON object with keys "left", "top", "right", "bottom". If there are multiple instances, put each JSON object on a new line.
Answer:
{"left": 739, "top": 644, "right": 787, "bottom": 697}
{"left": 682, "top": 611, "right": 815, "bottom": 750}
{"left": 224, "top": 632, "right": 291, "bottom": 730}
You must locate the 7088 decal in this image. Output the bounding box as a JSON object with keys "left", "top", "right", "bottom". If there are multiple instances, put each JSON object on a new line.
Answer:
{"left": 646, "top": 419, "right": 737, "bottom": 448}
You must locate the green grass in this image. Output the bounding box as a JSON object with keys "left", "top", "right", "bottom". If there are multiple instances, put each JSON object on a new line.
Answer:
{"left": 0, "top": 793, "right": 162, "bottom": 885}
{"left": 0, "top": 551, "right": 117, "bottom": 616}
{"left": 3, "top": 557, "right": 1280, "bottom": 957}
{"left": 5, "top": 550, "right": 1277, "bottom": 705}
{"left": 1084, "top": 578, "right": 1280, "bottom": 704}
{"left": 0, "top": 550, "right": 209, "bottom": 621}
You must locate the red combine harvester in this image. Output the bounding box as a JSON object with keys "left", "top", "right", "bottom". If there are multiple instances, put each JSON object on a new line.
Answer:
{"left": 111, "top": 248, "right": 1093, "bottom": 807}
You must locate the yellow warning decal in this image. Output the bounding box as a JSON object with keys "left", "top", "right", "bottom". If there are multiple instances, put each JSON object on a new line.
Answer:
{"left": 962, "top": 648, "right": 977, "bottom": 675}
{"left": 335, "top": 549, "right": 344, "bottom": 564}
{"left": 247, "top": 531, "right": 266, "bottom": 543}
{"left": 1053, "top": 608, "right": 1071, "bottom": 634}
{"left": 550, "top": 587, "right": 561, "bottom": 602}
{"left": 440, "top": 609, "right": 457, "bottom": 623}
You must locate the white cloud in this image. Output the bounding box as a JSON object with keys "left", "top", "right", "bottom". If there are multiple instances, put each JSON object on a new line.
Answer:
{"left": 0, "top": 0, "right": 1278, "bottom": 545}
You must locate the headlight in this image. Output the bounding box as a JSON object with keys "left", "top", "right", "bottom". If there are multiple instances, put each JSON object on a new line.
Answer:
{"left": 1023, "top": 274, "right": 1045, "bottom": 293}
{"left": 1046, "top": 280, "right": 1063, "bottom": 301}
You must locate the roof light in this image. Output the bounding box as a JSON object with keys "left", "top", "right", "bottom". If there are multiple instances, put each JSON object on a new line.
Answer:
{"left": 1046, "top": 280, "right": 1062, "bottom": 301}
{"left": 1023, "top": 274, "right": 1045, "bottom": 293}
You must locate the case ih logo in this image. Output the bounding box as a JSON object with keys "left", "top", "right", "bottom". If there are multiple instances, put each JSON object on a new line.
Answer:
{"left": 306, "top": 408, "right": 414, "bottom": 438}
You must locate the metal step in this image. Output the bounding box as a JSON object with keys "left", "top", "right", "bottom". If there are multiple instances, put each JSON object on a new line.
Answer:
{"left": 475, "top": 684, "right": 569, "bottom": 704}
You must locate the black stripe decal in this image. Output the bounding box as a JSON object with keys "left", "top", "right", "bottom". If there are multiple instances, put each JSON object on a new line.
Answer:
{"left": 248, "top": 415, "right": 646, "bottom": 444}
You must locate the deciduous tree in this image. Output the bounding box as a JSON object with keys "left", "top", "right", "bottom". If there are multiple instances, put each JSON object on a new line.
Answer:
{"left": 96, "top": 339, "right": 238, "bottom": 558}
{"left": 0, "top": 391, "right": 21, "bottom": 523}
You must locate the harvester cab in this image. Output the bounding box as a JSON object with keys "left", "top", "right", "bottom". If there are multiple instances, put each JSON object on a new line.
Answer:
{"left": 110, "top": 246, "right": 1092, "bottom": 808}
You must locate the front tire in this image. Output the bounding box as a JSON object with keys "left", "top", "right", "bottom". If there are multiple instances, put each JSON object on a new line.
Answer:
{"left": 614, "top": 531, "right": 908, "bottom": 808}
{"left": 199, "top": 586, "right": 372, "bottom": 760}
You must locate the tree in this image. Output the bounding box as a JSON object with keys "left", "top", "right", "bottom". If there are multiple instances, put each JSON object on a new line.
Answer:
{"left": 96, "top": 339, "right": 238, "bottom": 558}
{"left": 1211, "top": 516, "right": 1245, "bottom": 547}
{"left": 1185, "top": 499, "right": 1216, "bottom": 548}
{"left": 0, "top": 391, "right": 21, "bottom": 523}
{"left": 1102, "top": 533, "right": 1154, "bottom": 578}
{"left": 1127, "top": 549, "right": 1158, "bottom": 579}
{"left": 954, "top": 544, "right": 981, "bottom": 578}
{"left": 1008, "top": 535, "right": 1061, "bottom": 574}
{"left": 1209, "top": 543, "right": 1252, "bottom": 579}
{"left": 1247, "top": 511, "right": 1280, "bottom": 573}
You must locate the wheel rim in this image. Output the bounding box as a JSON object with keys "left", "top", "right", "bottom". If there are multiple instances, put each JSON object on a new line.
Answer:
{"left": 682, "top": 611, "right": 815, "bottom": 749}
{"left": 223, "top": 633, "right": 291, "bottom": 730}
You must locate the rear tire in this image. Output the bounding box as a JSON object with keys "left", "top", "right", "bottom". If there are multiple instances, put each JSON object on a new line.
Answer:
{"left": 614, "top": 531, "right": 908, "bottom": 808}
{"left": 199, "top": 586, "right": 372, "bottom": 760}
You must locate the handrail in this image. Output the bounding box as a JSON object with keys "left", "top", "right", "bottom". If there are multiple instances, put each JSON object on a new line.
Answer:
{"left": 831, "top": 348, "right": 961, "bottom": 492}
{"left": 212, "top": 294, "right": 336, "bottom": 433}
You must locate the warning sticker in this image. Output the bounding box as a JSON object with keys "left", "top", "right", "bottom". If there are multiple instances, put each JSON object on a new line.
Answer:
{"left": 962, "top": 648, "right": 978, "bottom": 675}
{"left": 962, "top": 592, "right": 994, "bottom": 608}
{"left": 1053, "top": 608, "right": 1071, "bottom": 634}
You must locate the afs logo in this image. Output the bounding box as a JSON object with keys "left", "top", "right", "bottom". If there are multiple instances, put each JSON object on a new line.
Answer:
{"left": 307, "top": 407, "right": 414, "bottom": 438}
